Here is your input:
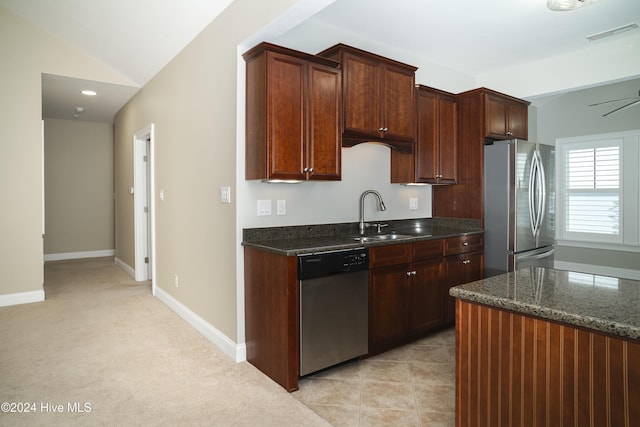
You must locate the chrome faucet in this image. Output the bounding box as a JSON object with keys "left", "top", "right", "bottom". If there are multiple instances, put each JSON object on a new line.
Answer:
{"left": 359, "top": 190, "right": 386, "bottom": 234}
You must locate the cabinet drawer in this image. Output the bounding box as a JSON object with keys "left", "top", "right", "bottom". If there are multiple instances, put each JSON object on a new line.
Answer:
{"left": 444, "top": 234, "right": 483, "bottom": 255}
{"left": 369, "top": 243, "right": 411, "bottom": 268}
{"left": 412, "top": 239, "right": 444, "bottom": 262}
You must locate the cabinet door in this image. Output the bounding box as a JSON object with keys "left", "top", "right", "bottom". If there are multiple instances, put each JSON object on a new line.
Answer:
{"left": 444, "top": 251, "right": 484, "bottom": 323}
{"left": 485, "top": 95, "right": 508, "bottom": 138}
{"left": 342, "top": 52, "right": 381, "bottom": 139}
{"left": 437, "top": 94, "right": 458, "bottom": 184}
{"left": 414, "top": 89, "right": 438, "bottom": 182}
{"left": 266, "top": 53, "right": 306, "bottom": 180}
{"left": 369, "top": 265, "right": 409, "bottom": 353}
{"left": 382, "top": 64, "right": 415, "bottom": 142}
{"left": 507, "top": 101, "right": 528, "bottom": 140}
{"left": 409, "top": 258, "right": 444, "bottom": 337}
{"left": 485, "top": 94, "right": 529, "bottom": 140}
{"left": 307, "top": 62, "right": 341, "bottom": 180}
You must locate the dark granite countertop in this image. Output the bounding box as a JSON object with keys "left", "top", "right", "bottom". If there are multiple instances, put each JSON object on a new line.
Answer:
{"left": 450, "top": 267, "right": 640, "bottom": 342}
{"left": 242, "top": 217, "right": 483, "bottom": 256}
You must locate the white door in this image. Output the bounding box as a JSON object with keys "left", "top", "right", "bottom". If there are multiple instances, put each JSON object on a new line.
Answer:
{"left": 134, "top": 125, "right": 155, "bottom": 286}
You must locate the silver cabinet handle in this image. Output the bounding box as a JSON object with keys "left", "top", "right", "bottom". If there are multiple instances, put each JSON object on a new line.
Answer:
{"left": 406, "top": 270, "right": 417, "bottom": 276}
{"left": 507, "top": 131, "right": 513, "bottom": 136}
{"left": 463, "top": 242, "right": 468, "bottom": 246}
{"left": 379, "top": 127, "right": 388, "bottom": 132}
{"left": 462, "top": 260, "right": 471, "bottom": 265}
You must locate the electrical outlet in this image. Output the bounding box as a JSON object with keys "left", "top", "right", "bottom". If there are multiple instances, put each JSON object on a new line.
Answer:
{"left": 173, "top": 274, "right": 179, "bottom": 288}
{"left": 277, "top": 199, "right": 286, "bottom": 215}
{"left": 257, "top": 200, "right": 271, "bottom": 216}
{"left": 409, "top": 198, "right": 418, "bottom": 210}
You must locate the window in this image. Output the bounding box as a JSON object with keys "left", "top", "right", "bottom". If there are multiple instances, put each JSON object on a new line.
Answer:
{"left": 565, "top": 143, "right": 620, "bottom": 237}
{"left": 557, "top": 130, "right": 640, "bottom": 249}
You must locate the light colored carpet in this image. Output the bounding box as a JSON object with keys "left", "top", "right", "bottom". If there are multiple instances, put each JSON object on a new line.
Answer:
{"left": 0, "top": 257, "right": 330, "bottom": 426}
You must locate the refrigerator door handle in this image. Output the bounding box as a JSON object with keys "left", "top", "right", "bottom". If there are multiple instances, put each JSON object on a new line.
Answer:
{"left": 536, "top": 149, "right": 547, "bottom": 235}
{"left": 529, "top": 148, "right": 545, "bottom": 239}
{"left": 528, "top": 152, "right": 537, "bottom": 238}
{"left": 519, "top": 247, "right": 554, "bottom": 260}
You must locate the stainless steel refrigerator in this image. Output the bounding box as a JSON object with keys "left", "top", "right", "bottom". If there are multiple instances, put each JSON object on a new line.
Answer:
{"left": 484, "top": 139, "right": 555, "bottom": 278}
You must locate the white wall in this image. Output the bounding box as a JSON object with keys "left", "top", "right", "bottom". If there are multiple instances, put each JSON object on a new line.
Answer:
{"left": 239, "top": 144, "right": 432, "bottom": 229}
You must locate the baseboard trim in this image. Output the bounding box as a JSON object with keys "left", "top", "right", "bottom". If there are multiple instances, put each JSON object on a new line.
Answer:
{"left": 0, "top": 290, "right": 45, "bottom": 307}
{"left": 114, "top": 257, "right": 135, "bottom": 278}
{"left": 154, "top": 286, "right": 246, "bottom": 362}
{"left": 44, "top": 249, "right": 115, "bottom": 262}
{"left": 554, "top": 261, "right": 640, "bottom": 281}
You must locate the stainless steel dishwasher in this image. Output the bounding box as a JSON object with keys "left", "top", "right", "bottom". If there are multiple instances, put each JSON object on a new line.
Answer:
{"left": 298, "top": 247, "right": 369, "bottom": 376}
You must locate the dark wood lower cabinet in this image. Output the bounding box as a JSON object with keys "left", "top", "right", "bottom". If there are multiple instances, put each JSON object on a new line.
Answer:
{"left": 455, "top": 299, "right": 640, "bottom": 427}
{"left": 244, "top": 246, "right": 299, "bottom": 391}
{"left": 368, "top": 240, "right": 448, "bottom": 354}
{"left": 444, "top": 251, "right": 483, "bottom": 324}
{"left": 410, "top": 258, "right": 445, "bottom": 336}
{"left": 243, "top": 234, "right": 484, "bottom": 392}
{"left": 369, "top": 263, "right": 410, "bottom": 353}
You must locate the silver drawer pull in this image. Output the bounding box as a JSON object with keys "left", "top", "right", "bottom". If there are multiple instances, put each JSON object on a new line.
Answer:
{"left": 462, "top": 260, "right": 471, "bottom": 265}
{"left": 463, "top": 242, "right": 469, "bottom": 246}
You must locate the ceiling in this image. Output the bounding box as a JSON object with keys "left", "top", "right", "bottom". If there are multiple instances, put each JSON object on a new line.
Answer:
{"left": 2, "top": 0, "right": 639, "bottom": 123}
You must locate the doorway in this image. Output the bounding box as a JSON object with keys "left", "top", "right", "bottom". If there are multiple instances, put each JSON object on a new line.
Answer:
{"left": 133, "top": 124, "right": 156, "bottom": 293}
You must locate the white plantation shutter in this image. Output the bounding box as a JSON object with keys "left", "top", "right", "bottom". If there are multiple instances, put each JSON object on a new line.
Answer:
{"left": 559, "top": 139, "right": 623, "bottom": 243}
{"left": 564, "top": 144, "right": 620, "bottom": 237}
{"left": 557, "top": 130, "right": 640, "bottom": 250}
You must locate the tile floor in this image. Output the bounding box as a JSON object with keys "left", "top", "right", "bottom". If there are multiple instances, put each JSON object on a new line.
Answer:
{"left": 292, "top": 328, "right": 456, "bottom": 427}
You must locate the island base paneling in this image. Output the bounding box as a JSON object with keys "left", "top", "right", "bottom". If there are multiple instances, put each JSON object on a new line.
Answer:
{"left": 455, "top": 299, "right": 640, "bottom": 427}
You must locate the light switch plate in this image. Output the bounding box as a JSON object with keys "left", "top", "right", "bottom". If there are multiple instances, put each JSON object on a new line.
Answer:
{"left": 220, "top": 186, "right": 231, "bottom": 204}
{"left": 277, "top": 199, "right": 286, "bottom": 215}
{"left": 257, "top": 200, "right": 271, "bottom": 216}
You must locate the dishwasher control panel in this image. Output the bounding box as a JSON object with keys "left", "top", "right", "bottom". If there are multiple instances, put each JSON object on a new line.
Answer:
{"left": 298, "top": 248, "right": 368, "bottom": 280}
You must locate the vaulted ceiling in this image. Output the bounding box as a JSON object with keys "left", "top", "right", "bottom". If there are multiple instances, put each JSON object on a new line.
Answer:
{"left": 2, "top": 0, "right": 639, "bottom": 122}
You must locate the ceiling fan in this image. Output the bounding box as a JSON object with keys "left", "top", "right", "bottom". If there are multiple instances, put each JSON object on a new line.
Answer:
{"left": 589, "top": 90, "right": 640, "bottom": 117}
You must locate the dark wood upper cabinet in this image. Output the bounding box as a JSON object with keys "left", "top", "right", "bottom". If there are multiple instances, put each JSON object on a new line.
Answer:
{"left": 318, "top": 44, "right": 417, "bottom": 152}
{"left": 391, "top": 85, "right": 458, "bottom": 184}
{"left": 432, "top": 87, "right": 529, "bottom": 224}
{"left": 243, "top": 42, "right": 342, "bottom": 181}
{"left": 485, "top": 91, "right": 529, "bottom": 141}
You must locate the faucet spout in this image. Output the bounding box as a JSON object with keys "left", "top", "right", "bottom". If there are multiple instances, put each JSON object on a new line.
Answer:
{"left": 359, "top": 190, "right": 386, "bottom": 234}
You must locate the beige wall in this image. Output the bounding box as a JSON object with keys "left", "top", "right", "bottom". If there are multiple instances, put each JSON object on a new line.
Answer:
{"left": 44, "top": 119, "right": 114, "bottom": 256}
{"left": 114, "top": 0, "right": 300, "bottom": 342}
{"left": 0, "top": 6, "right": 135, "bottom": 297}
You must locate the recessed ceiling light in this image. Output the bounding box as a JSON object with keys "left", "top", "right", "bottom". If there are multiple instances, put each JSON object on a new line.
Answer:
{"left": 81, "top": 90, "right": 97, "bottom": 96}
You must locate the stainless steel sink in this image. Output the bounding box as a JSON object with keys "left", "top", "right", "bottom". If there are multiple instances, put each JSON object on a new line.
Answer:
{"left": 352, "top": 233, "right": 414, "bottom": 242}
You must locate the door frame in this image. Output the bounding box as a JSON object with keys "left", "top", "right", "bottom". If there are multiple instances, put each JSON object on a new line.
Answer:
{"left": 133, "top": 124, "right": 156, "bottom": 294}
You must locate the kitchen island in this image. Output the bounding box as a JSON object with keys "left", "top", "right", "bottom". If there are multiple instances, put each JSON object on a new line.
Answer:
{"left": 450, "top": 267, "right": 640, "bottom": 427}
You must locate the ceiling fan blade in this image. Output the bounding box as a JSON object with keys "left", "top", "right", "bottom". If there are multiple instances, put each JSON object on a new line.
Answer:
{"left": 603, "top": 99, "right": 640, "bottom": 117}
{"left": 589, "top": 97, "right": 638, "bottom": 106}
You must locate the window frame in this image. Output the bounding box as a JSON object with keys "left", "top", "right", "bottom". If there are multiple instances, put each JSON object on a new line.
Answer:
{"left": 556, "top": 129, "right": 640, "bottom": 251}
